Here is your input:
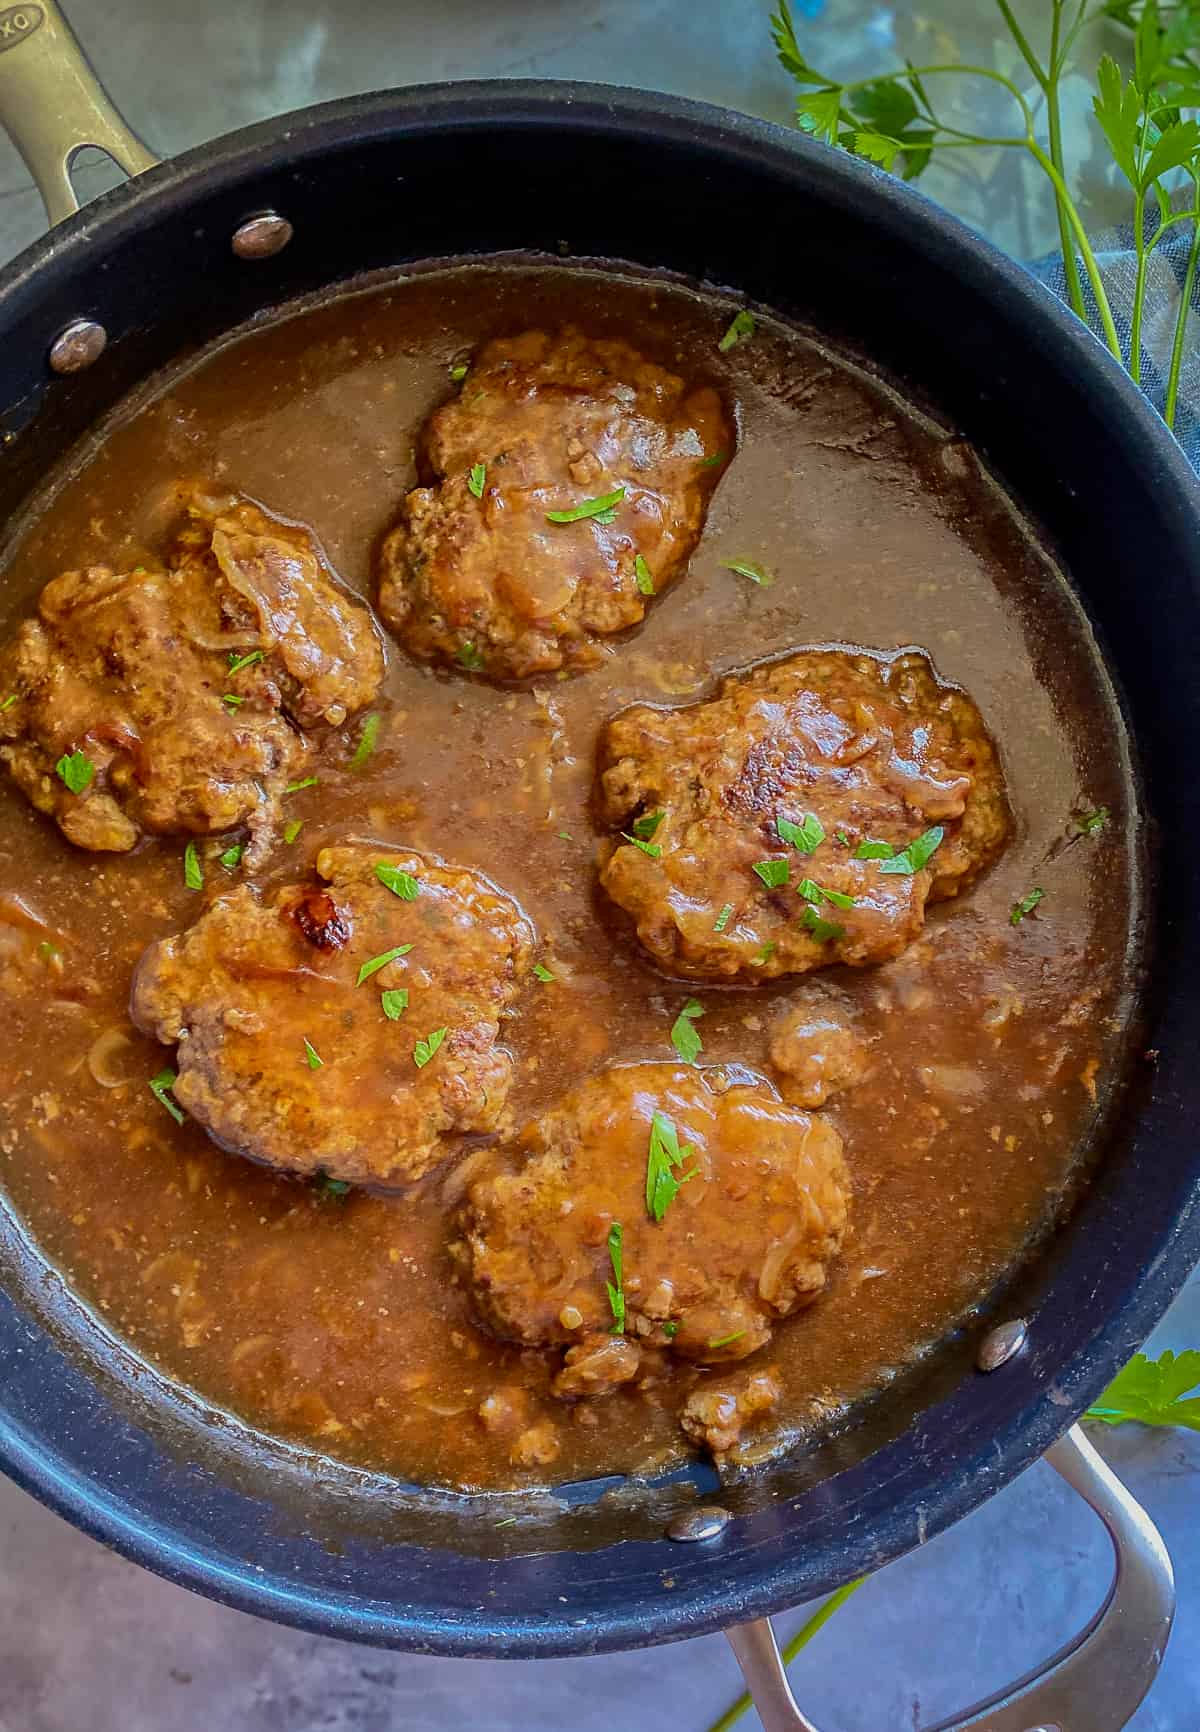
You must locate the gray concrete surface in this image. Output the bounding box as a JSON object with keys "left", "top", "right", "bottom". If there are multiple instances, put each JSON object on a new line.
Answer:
{"left": 0, "top": 2, "right": 1197, "bottom": 1727}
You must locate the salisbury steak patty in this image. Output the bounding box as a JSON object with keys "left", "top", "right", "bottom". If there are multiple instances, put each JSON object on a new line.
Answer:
{"left": 452, "top": 1063, "right": 849, "bottom": 1376}
{"left": 131, "top": 845, "right": 533, "bottom": 1186}
{"left": 0, "top": 492, "right": 383, "bottom": 858}
{"left": 376, "top": 327, "right": 731, "bottom": 681}
{"left": 597, "top": 648, "right": 1008, "bottom": 981}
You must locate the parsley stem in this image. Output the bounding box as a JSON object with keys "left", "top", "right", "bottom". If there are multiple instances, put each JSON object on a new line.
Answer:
{"left": 1025, "top": 140, "right": 1123, "bottom": 363}
{"left": 704, "top": 1578, "right": 868, "bottom": 1732}
{"left": 1044, "top": 2, "right": 1086, "bottom": 319}
{"left": 1131, "top": 189, "right": 1147, "bottom": 384}
{"left": 1166, "top": 182, "right": 1200, "bottom": 430}
{"left": 994, "top": 0, "right": 1047, "bottom": 95}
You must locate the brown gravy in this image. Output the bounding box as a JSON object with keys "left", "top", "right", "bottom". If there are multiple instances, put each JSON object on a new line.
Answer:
{"left": 0, "top": 262, "right": 1140, "bottom": 1488}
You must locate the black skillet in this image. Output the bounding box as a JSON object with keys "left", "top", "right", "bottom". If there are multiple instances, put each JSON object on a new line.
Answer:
{"left": 0, "top": 7, "right": 1196, "bottom": 1728}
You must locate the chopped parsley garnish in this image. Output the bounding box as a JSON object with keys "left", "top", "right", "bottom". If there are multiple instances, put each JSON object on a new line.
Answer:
{"left": 546, "top": 485, "right": 626, "bottom": 525}
{"left": 631, "top": 810, "right": 665, "bottom": 842}
{"left": 707, "top": 1329, "right": 746, "bottom": 1349}
{"left": 835, "top": 830, "right": 850, "bottom": 846}
{"left": 801, "top": 905, "right": 845, "bottom": 943}
{"left": 634, "top": 554, "right": 655, "bottom": 596}
{"left": 282, "top": 818, "right": 304, "bottom": 844}
{"left": 221, "top": 693, "right": 245, "bottom": 711}
{"left": 713, "top": 903, "right": 734, "bottom": 933}
{"left": 55, "top": 750, "right": 94, "bottom": 795}
{"left": 533, "top": 962, "right": 555, "bottom": 982}
{"left": 219, "top": 842, "right": 245, "bottom": 871}
{"left": 777, "top": 812, "right": 824, "bottom": 853}
{"left": 303, "top": 1038, "right": 324, "bottom": 1070}
{"left": 149, "top": 1068, "right": 185, "bottom": 1126}
{"left": 662, "top": 1320, "right": 679, "bottom": 1339}
{"left": 0, "top": 693, "right": 17, "bottom": 711}
{"left": 700, "top": 450, "right": 727, "bottom": 468}
{"left": 855, "top": 838, "right": 895, "bottom": 860}
{"left": 449, "top": 362, "right": 469, "bottom": 383}
{"left": 413, "top": 1026, "right": 448, "bottom": 1068}
{"left": 351, "top": 711, "right": 381, "bottom": 769}
{"left": 645, "top": 1111, "right": 699, "bottom": 1222}
{"left": 606, "top": 1222, "right": 626, "bottom": 1333}
{"left": 356, "top": 943, "right": 414, "bottom": 986}
{"left": 557, "top": 830, "right": 574, "bottom": 841}
{"left": 457, "top": 641, "right": 485, "bottom": 671}
{"left": 623, "top": 831, "right": 662, "bottom": 859}
{"left": 284, "top": 776, "right": 318, "bottom": 795}
{"left": 184, "top": 841, "right": 203, "bottom": 891}
{"left": 1010, "top": 887, "right": 1046, "bottom": 925}
{"left": 1075, "top": 807, "right": 1110, "bottom": 837}
{"left": 669, "top": 999, "right": 704, "bottom": 1065}
{"left": 37, "top": 940, "right": 59, "bottom": 962}
{"left": 380, "top": 988, "right": 409, "bottom": 1020}
{"left": 797, "top": 878, "right": 856, "bottom": 910}
{"left": 718, "top": 309, "right": 756, "bottom": 352}
{"left": 878, "top": 825, "right": 945, "bottom": 875}
{"left": 721, "top": 558, "right": 773, "bottom": 587}
{"left": 376, "top": 862, "right": 420, "bottom": 899}
{"left": 227, "top": 648, "right": 265, "bottom": 674}
{"left": 314, "top": 1172, "right": 350, "bottom": 1199}
{"left": 752, "top": 941, "right": 777, "bottom": 966}
{"left": 752, "top": 858, "right": 790, "bottom": 889}
{"left": 468, "top": 462, "right": 487, "bottom": 499}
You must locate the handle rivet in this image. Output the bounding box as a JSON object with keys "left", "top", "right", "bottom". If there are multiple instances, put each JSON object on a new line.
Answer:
{"left": 48, "top": 319, "right": 107, "bottom": 375}
{"left": 231, "top": 213, "right": 294, "bottom": 260}
{"left": 666, "top": 1505, "right": 731, "bottom": 1542}
{"left": 977, "top": 1318, "right": 1028, "bottom": 1372}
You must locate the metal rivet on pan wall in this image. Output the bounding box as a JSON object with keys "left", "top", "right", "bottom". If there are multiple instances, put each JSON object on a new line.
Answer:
{"left": 666, "top": 1505, "right": 731, "bottom": 1542}
{"left": 976, "top": 1318, "right": 1028, "bottom": 1372}
{"left": 48, "top": 319, "right": 108, "bottom": 374}
{"left": 231, "top": 213, "right": 294, "bottom": 260}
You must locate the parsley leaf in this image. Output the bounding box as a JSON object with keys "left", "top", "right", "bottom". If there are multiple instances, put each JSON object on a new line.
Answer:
{"left": 303, "top": 1038, "right": 324, "bottom": 1070}
{"left": 606, "top": 1221, "right": 626, "bottom": 1333}
{"left": 356, "top": 943, "right": 414, "bottom": 986}
{"left": 645, "top": 1111, "right": 699, "bottom": 1222}
{"left": 546, "top": 486, "right": 626, "bottom": 524}
{"left": 55, "top": 750, "right": 94, "bottom": 795}
{"left": 1010, "top": 887, "right": 1046, "bottom": 925}
{"left": 351, "top": 712, "right": 381, "bottom": 769}
{"left": 1074, "top": 807, "right": 1109, "bottom": 837}
{"left": 718, "top": 309, "right": 756, "bottom": 352}
{"left": 670, "top": 999, "right": 704, "bottom": 1065}
{"left": 413, "top": 1026, "right": 448, "bottom": 1068}
{"left": 721, "top": 558, "right": 774, "bottom": 587}
{"left": 219, "top": 842, "right": 244, "bottom": 871}
{"left": 752, "top": 941, "right": 777, "bottom": 965}
{"left": 713, "top": 903, "right": 734, "bottom": 933}
{"left": 801, "top": 905, "right": 845, "bottom": 943}
{"left": 631, "top": 810, "right": 665, "bottom": 841}
{"left": 221, "top": 693, "right": 245, "bottom": 711}
{"left": 532, "top": 962, "right": 555, "bottom": 982}
{"left": 283, "top": 818, "right": 303, "bottom": 845}
{"left": 468, "top": 462, "right": 487, "bottom": 499}
{"left": 634, "top": 554, "right": 655, "bottom": 596}
{"left": 662, "top": 1320, "right": 679, "bottom": 1339}
{"left": 701, "top": 450, "right": 727, "bottom": 468}
{"left": 777, "top": 813, "right": 824, "bottom": 853}
{"left": 380, "top": 988, "right": 409, "bottom": 1020}
{"left": 284, "top": 776, "right": 318, "bottom": 794}
{"left": 457, "top": 641, "right": 485, "bottom": 671}
{"left": 149, "top": 1068, "right": 185, "bottom": 1126}
{"left": 449, "top": 362, "right": 469, "bottom": 383}
{"left": 623, "top": 832, "right": 662, "bottom": 859}
{"left": 184, "top": 841, "right": 203, "bottom": 891}
{"left": 797, "top": 878, "right": 855, "bottom": 910}
{"left": 855, "top": 838, "right": 895, "bottom": 860}
{"left": 0, "top": 693, "right": 17, "bottom": 711}
{"left": 753, "top": 859, "right": 790, "bottom": 889}
{"left": 878, "top": 825, "right": 944, "bottom": 875}
{"left": 227, "top": 648, "right": 265, "bottom": 674}
{"left": 375, "top": 863, "right": 420, "bottom": 900}
{"left": 314, "top": 1172, "right": 350, "bottom": 1199}
{"left": 1085, "top": 1349, "right": 1200, "bottom": 1432}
